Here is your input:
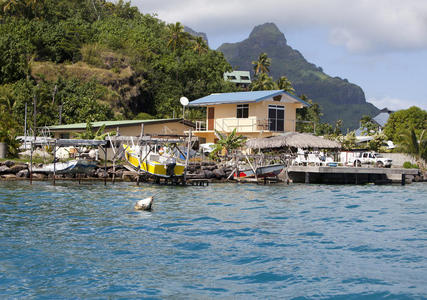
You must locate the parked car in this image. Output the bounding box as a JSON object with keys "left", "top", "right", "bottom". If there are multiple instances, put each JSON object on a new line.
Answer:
{"left": 350, "top": 152, "right": 392, "bottom": 168}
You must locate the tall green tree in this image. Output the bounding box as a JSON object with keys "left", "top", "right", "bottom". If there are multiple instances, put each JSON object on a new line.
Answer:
{"left": 296, "top": 96, "right": 322, "bottom": 133}
{"left": 276, "top": 75, "right": 295, "bottom": 94}
{"left": 252, "top": 52, "right": 271, "bottom": 75}
{"left": 0, "top": 85, "right": 20, "bottom": 156}
{"left": 250, "top": 73, "right": 275, "bottom": 91}
{"left": 192, "top": 36, "right": 208, "bottom": 55}
{"left": 167, "top": 22, "right": 185, "bottom": 52}
{"left": 397, "top": 129, "right": 427, "bottom": 165}
{"left": 383, "top": 106, "right": 427, "bottom": 143}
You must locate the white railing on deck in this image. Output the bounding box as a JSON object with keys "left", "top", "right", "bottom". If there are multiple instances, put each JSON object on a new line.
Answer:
{"left": 194, "top": 118, "right": 296, "bottom": 133}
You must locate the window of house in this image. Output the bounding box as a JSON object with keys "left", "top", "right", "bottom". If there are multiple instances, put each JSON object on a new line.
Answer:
{"left": 268, "top": 105, "right": 285, "bottom": 132}
{"left": 240, "top": 76, "right": 249, "bottom": 80}
{"left": 237, "top": 104, "right": 249, "bottom": 118}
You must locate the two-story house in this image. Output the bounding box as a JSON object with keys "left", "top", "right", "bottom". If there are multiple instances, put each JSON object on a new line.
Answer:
{"left": 188, "top": 90, "right": 309, "bottom": 143}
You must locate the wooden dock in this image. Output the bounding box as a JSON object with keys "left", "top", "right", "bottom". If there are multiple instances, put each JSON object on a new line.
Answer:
{"left": 287, "top": 166, "right": 420, "bottom": 185}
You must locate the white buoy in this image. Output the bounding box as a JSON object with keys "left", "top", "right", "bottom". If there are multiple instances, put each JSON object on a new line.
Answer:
{"left": 134, "top": 196, "right": 153, "bottom": 211}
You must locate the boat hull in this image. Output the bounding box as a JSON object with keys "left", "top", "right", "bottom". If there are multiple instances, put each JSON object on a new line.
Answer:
{"left": 32, "top": 160, "right": 97, "bottom": 174}
{"left": 234, "top": 164, "right": 284, "bottom": 179}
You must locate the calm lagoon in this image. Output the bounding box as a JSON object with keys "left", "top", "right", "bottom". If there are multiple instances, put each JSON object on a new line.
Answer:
{"left": 1, "top": 181, "right": 426, "bottom": 299}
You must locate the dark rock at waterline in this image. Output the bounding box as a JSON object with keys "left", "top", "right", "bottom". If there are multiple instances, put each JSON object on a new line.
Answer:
{"left": 32, "top": 173, "right": 47, "bottom": 179}
{"left": 2, "top": 160, "right": 14, "bottom": 167}
{"left": 187, "top": 173, "right": 206, "bottom": 179}
{"left": 8, "top": 164, "right": 27, "bottom": 174}
{"left": 0, "top": 165, "right": 11, "bottom": 174}
{"left": 202, "top": 165, "right": 216, "bottom": 171}
{"left": 213, "top": 168, "right": 225, "bottom": 179}
{"left": 204, "top": 170, "right": 214, "bottom": 179}
{"left": 16, "top": 169, "right": 29, "bottom": 178}
{"left": 87, "top": 169, "right": 97, "bottom": 177}
{"left": 187, "top": 166, "right": 197, "bottom": 173}
{"left": 97, "top": 170, "right": 108, "bottom": 178}
{"left": 114, "top": 170, "right": 124, "bottom": 178}
{"left": 1, "top": 174, "right": 16, "bottom": 179}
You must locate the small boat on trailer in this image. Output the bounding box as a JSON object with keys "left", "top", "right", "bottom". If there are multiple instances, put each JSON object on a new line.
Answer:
{"left": 31, "top": 159, "right": 97, "bottom": 174}
{"left": 234, "top": 164, "right": 284, "bottom": 179}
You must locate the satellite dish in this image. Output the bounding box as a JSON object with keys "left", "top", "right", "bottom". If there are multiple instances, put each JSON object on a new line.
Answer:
{"left": 180, "top": 96, "right": 189, "bottom": 106}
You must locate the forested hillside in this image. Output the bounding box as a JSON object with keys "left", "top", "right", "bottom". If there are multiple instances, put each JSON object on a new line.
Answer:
{"left": 218, "top": 23, "right": 379, "bottom": 129}
{"left": 0, "top": 0, "right": 234, "bottom": 133}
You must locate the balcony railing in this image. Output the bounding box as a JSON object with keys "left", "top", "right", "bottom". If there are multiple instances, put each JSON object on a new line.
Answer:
{"left": 194, "top": 118, "right": 296, "bottom": 133}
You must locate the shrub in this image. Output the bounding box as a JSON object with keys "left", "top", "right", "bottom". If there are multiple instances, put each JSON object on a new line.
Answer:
{"left": 403, "top": 161, "right": 419, "bottom": 169}
{"left": 81, "top": 43, "right": 104, "bottom": 67}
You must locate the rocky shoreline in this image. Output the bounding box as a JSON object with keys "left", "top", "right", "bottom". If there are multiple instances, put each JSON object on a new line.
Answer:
{"left": 0, "top": 160, "right": 236, "bottom": 182}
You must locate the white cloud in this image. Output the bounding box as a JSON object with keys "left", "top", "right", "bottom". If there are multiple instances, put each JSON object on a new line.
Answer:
{"left": 368, "top": 96, "right": 427, "bottom": 111}
{"left": 134, "top": 0, "right": 427, "bottom": 54}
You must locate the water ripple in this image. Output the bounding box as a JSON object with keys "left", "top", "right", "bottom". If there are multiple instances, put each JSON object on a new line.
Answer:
{"left": 0, "top": 181, "right": 426, "bottom": 298}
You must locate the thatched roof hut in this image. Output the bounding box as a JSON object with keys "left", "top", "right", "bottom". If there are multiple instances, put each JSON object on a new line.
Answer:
{"left": 246, "top": 132, "right": 341, "bottom": 149}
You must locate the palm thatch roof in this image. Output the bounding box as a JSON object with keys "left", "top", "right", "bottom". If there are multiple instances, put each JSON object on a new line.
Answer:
{"left": 246, "top": 132, "right": 341, "bottom": 149}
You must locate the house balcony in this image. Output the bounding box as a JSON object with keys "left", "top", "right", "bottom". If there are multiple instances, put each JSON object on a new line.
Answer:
{"left": 194, "top": 118, "right": 296, "bottom": 134}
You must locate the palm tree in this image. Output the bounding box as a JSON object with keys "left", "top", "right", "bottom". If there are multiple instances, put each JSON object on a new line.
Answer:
{"left": 252, "top": 52, "right": 271, "bottom": 75}
{"left": 276, "top": 76, "right": 295, "bottom": 94}
{"left": 192, "top": 36, "right": 208, "bottom": 55}
{"left": 397, "top": 129, "right": 427, "bottom": 165}
{"left": 210, "top": 128, "right": 247, "bottom": 158}
{"left": 167, "top": 22, "right": 185, "bottom": 52}
{"left": 250, "top": 73, "right": 275, "bottom": 91}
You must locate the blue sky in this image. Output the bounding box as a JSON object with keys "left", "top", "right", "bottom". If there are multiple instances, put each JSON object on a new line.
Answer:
{"left": 134, "top": 0, "right": 427, "bottom": 111}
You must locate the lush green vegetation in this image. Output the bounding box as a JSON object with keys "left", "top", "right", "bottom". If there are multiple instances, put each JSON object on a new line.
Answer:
{"left": 383, "top": 107, "right": 427, "bottom": 143}
{"left": 0, "top": 0, "right": 235, "bottom": 157}
{"left": 396, "top": 129, "right": 427, "bottom": 164}
{"left": 403, "top": 161, "right": 419, "bottom": 169}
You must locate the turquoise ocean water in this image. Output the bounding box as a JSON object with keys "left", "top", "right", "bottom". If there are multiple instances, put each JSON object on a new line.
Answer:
{"left": 0, "top": 181, "right": 426, "bottom": 299}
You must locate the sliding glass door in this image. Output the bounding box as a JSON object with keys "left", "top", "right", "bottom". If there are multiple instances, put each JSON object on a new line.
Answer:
{"left": 268, "top": 105, "right": 285, "bottom": 132}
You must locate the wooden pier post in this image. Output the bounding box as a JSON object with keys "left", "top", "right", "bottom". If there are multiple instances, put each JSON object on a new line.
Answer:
{"left": 184, "top": 129, "right": 192, "bottom": 184}
{"left": 30, "top": 141, "right": 33, "bottom": 185}
{"left": 401, "top": 174, "right": 406, "bottom": 186}
{"left": 104, "top": 147, "right": 107, "bottom": 186}
{"left": 305, "top": 172, "right": 309, "bottom": 184}
{"left": 53, "top": 140, "right": 56, "bottom": 186}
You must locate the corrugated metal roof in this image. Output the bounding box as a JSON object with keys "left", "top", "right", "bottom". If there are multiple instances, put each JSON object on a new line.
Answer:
{"left": 47, "top": 119, "right": 185, "bottom": 130}
{"left": 188, "top": 90, "right": 309, "bottom": 106}
{"left": 373, "top": 112, "right": 390, "bottom": 127}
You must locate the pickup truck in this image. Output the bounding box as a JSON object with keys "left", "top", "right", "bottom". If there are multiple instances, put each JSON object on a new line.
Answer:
{"left": 351, "top": 152, "right": 392, "bottom": 168}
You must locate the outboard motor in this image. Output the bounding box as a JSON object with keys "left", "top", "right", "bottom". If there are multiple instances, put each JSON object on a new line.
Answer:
{"left": 166, "top": 157, "right": 176, "bottom": 177}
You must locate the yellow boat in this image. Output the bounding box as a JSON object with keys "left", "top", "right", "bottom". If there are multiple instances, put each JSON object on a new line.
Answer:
{"left": 123, "top": 144, "right": 185, "bottom": 177}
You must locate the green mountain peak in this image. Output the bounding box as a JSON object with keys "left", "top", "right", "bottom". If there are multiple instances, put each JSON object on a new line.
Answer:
{"left": 249, "top": 23, "right": 287, "bottom": 45}
{"left": 218, "top": 23, "right": 379, "bottom": 129}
